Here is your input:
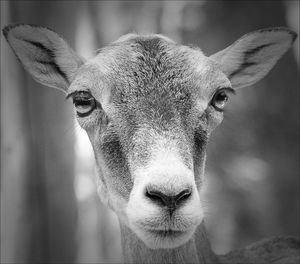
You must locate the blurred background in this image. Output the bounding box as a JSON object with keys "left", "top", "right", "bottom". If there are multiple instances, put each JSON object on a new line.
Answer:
{"left": 1, "top": 0, "right": 299, "bottom": 263}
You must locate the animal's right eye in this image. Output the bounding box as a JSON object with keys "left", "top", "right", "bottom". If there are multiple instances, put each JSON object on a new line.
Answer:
{"left": 71, "top": 91, "right": 97, "bottom": 117}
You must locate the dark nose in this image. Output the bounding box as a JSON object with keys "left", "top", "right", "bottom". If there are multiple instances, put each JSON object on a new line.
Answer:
{"left": 145, "top": 185, "right": 192, "bottom": 212}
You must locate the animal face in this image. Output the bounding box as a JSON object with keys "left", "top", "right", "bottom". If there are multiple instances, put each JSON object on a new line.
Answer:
{"left": 69, "top": 35, "right": 232, "bottom": 248}
{"left": 3, "top": 24, "right": 296, "bottom": 249}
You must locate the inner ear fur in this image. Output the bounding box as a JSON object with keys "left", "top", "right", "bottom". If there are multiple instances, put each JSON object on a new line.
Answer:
{"left": 2, "top": 24, "right": 85, "bottom": 92}
{"left": 210, "top": 27, "right": 297, "bottom": 89}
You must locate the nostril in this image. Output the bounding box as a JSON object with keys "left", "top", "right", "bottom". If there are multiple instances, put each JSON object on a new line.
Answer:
{"left": 145, "top": 189, "right": 167, "bottom": 207}
{"left": 145, "top": 186, "right": 192, "bottom": 211}
{"left": 175, "top": 188, "right": 192, "bottom": 206}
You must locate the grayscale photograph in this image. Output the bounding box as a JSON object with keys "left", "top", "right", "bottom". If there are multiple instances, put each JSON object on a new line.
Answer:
{"left": 1, "top": 1, "right": 299, "bottom": 263}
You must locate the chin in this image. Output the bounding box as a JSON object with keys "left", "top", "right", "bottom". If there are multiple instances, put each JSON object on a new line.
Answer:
{"left": 132, "top": 224, "right": 197, "bottom": 249}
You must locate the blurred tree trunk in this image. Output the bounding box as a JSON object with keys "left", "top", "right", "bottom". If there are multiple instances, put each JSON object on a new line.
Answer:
{"left": 1, "top": 1, "right": 80, "bottom": 263}
{"left": 181, "top": 0, "right": 299, "bottom": 253}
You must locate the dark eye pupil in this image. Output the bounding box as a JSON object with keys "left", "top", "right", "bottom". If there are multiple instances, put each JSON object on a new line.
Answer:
{"left": 73, "top": 97, "right": 94, "bottom": 107}
{"left": 216, "top": 92, "right": 228, "bottom": 102}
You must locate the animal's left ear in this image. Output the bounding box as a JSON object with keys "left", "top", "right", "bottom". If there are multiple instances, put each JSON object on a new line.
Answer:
{"left": 210, "top": 28, "right": 297, "bottom": 89}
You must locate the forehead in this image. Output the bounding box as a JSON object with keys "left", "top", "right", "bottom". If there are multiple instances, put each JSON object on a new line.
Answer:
{"left": 70, "top": 34, "right": 230, "bottom": 112}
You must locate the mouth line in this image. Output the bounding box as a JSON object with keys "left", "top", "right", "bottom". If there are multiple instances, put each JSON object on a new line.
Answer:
{"left": 144, "top": 228, "right": 186, "bottom": 237}
{"left": 132, "top": 224, "right": 198, "bottom": 248}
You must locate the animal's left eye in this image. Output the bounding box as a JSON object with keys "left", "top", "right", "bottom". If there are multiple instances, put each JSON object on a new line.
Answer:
{"left": 210, "top": 88, "right": 233, "bottom": 112}
{"left": 72, "top": 91, "right": 97, "bottom": 117}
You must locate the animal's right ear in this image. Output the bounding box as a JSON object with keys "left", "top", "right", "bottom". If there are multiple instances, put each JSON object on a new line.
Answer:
{"left": 2, "top": 24, "right": 85, "bottom": 93}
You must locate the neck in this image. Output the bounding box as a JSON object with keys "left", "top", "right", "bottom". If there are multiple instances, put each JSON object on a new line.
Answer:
{"left": 120, "top": 222, "right": 219, "bottom": 264}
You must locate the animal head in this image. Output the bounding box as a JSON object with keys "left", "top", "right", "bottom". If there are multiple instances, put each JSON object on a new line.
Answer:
{"left": 3, "top": 24, "right": 296, "bottom": 249}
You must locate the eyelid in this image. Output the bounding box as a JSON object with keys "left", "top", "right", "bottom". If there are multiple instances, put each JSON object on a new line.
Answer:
{"left": 209, "top": 87, "right": 235, "bottom": 101}
{"left": 216, "top": 87, "right": 235, "bottom": 94}
{"left": 65, "top": 89, "right": 92, "bottom": 100}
